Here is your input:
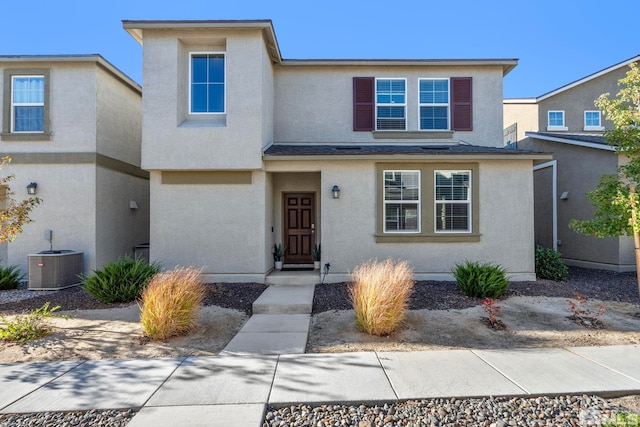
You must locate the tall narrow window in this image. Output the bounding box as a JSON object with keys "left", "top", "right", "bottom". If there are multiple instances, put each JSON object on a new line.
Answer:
{"left": 584, "top": 111, "right": 603, "bottom": 130}
{"left": 376, "top": 79, "right": 406, "bottom": 130}
{"left": 419, "top": 79, "right": 449, "bottom": 130}
{"left": 384, "top": 170, "right": 420, "bottom": 232}
{"left": 190, "top": 53, "right": 225, "bottom": 114}
{"left": 12, "top": 76, "right": 44, "bottom": 132}
{"left": 435, "top": 170, "right": 471, "bottom": 233}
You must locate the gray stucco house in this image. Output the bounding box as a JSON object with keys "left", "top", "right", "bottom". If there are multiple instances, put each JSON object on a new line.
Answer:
{"left": 123, "top": 19, "right": 549, "bottom": 284}
{"left": 504, "top": 54, "right": 640, "bottom": 272}
{"left": 0, "top": 55, "right": 149, "bottom": 276}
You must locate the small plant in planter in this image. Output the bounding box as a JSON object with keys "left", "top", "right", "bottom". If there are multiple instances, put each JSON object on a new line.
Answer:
{"left": 481, "top": 297, "right": 506, "bottom": 330}
{"left": 312, "top": 243, "right": 321, "bottom": 270}
{"left": 567, "top": 293, "right": 606, "bottom": 329}
{"left": 273, "top": 243, "right": 286, "bottom": 270}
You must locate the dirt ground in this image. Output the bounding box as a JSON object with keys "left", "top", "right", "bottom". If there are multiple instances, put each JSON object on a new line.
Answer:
{"left": 307, "top": 296, "right": 640, "bottom": 353}
{"left": 0, "top": 294, "right": 639, "bottom": 363}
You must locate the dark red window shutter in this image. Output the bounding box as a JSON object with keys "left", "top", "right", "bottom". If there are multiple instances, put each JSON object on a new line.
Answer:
{"left": 353, "top": 77, "right": 374, "bottom": 131}
{"left": 451, "top": 77, "right": 472, "bottom": 131}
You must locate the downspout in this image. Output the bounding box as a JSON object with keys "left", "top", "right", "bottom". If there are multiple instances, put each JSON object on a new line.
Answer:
{"left": 532, "top": 160, "right": 558, "bottom": 251}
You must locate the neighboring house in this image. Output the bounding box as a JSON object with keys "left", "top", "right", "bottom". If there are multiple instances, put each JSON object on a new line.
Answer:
{"left": 0, "top": 55, "right": 149, "bottom": 276}
{"left": 123, "top": 19, "right": 550, "bottom": 283}
{"left": 504, "top": 55, "right": 640, "bottom": 272}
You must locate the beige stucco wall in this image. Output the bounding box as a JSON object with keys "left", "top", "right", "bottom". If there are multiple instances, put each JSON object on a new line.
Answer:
{"left": 96, "top": 66, "right": 142, "bottom": 165}
{"left": 5, "top": 163, "right": 97, "bottom": 274}
{"left": 503, "top": 102, "right": 538, "bottom": 140}
{"left": 274, "top": 65, "right": 505, "bottom": 147}
{"left": 95, "top": 166, "right": 149, "bottom": 268}
{"left": 148, "top": 170, "right": 267, "bottom": 279}
{"left": 265, "top": 158, "right": 536, "bottom": 280}
{"left": 139, "top": 28, "right": 272, "bottom": 170}
{"left": 537, "top": 66, "right": 628, "bottom": 133}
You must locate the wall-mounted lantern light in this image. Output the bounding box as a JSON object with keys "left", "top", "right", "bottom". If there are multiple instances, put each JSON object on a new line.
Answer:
{"left": 26, "top": 182, "right": 38, "bottom": 195}
{"left": 331, "top": 185, "right": 340, "bottom": 199}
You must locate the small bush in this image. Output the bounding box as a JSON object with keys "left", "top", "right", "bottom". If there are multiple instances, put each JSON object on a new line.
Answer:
{"left": 453, "top": 261, "right": 509, "bottom": 299}
{"left": 535, "top": 245, "right": 568, "bottom": 281}
{"left": 140, "top": 267, "right": 206, "bottom": 340}
{"left": 81, "top": 257, "right": 160, "bottom": 303}
{"left": 0, "top": 265, "right": 24, "bottom": 290}
{"left": 349, "top": 259, "right": 415, "bottom": 336}
{"left": 0, "top": 302, "right": 60, "bottom": 342}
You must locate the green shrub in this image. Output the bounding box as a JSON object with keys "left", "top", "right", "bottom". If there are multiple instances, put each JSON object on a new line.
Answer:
{"left": 350, "top": 259, "right": 415, "bottom": 336}
{"left": 0, "top": 302, "right": 60, "bottom": 342}
{"left": 81, "top": 257, "right": 160, "bottom": 303}
{"left": 453, "top": 260, "right": 509, "bottom": 299}
{"left": 535, "top": 245, "right": 568, "bottom": 281}
{"left": 0, "top": 265, "right": 24, "bottom": 290}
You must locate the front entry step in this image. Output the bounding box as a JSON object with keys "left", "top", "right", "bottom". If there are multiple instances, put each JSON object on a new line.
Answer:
{"left": 252, "top": 285, "right": 315, "bottom": 314}
{"left": 266, "top": 270, "right": 319, "bottom": 286}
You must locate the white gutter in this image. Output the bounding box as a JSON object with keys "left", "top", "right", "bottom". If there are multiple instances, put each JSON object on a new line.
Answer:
{"left": 533, "top": 160, "right": 558, "bottom": 251}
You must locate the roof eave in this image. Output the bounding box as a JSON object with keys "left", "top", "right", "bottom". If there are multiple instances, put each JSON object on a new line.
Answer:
{"left": 263, "top": 153, "right": 552, "bottom": 161}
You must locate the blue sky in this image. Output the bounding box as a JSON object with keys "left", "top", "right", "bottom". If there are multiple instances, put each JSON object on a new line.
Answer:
{"left": 1, "top": 0, "right": 637, "bottom": 98}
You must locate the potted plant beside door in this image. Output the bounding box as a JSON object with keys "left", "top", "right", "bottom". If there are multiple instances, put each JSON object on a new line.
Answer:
{"left": 312, "top": 243, "right": 321, "bottom": 270}
{"left": 273, "top": 243, "right": 286, "bottom": 270}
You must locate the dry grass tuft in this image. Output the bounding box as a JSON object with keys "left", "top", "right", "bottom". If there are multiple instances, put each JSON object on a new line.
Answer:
{"left": 139, "top": 267, "right": 206, "bottom": 340}
{"left": 349, "top": 259, "right": 415, "bottom": 336}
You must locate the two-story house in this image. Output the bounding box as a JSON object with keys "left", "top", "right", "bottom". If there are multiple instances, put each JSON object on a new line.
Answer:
{"left": 0, "top": 55, "right": 149, "bottom": 277}
{"left": 504, "top": 55, "right": 640, "bottom": 272}
{"left": 124, "top": 19, "right": 550, "bottom": 284}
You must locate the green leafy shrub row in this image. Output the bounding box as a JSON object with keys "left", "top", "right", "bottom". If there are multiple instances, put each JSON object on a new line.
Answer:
{"left": 0, "top": 265, "right": 24, "bottom": 290}
{"left": 81, "top": 257, "right": 161, "bottom": 303}
{"left": 534, "top": 245, "right": 568, "bottom": 281}
{"left": 453, "top": 260, "right": 509, "bottom": 299}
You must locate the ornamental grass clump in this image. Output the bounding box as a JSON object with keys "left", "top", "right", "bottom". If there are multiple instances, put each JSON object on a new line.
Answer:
{"left": 0, "top": 265, "right": 24, "bottom": 290}
{"left": 81, "top": 257, "right": 160, "bottom": 303}
{"left": 140, "top": 267, "right": 206, "bottom": 340}
{"left": 453, "top": 260, "right": 509, "bottom": 299}
{"left": 349, "top": 259, "right": 415, "bottom": 336}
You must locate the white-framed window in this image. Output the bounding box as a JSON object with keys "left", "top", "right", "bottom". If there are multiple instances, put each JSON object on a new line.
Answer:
{"left": 547, "top": 110, "right": 567, "bottom": 131}
{"left": 584, "top": 110, "right": 604, "bottom": 131}
{"left": 384, "top": 170, "right": 420, "bottom": 233}
{"left": 419, "top": 78, "right": 449, "bottom": 130}
{"left": 11, "top": 75, "right": 44, "bottom": 133}
{"left": 376, "top": 78, "right": 406, "bottom": 130}
{"left": 435, "top": 170, "right": 471, "bottom": 233}
{"left": 189, "top": 52, "right": 225, "bottom": 114}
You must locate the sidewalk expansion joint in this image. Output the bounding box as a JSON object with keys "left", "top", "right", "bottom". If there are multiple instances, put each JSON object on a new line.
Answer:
{"left": 469, "top": 350, "right": 531, "bottom": 395}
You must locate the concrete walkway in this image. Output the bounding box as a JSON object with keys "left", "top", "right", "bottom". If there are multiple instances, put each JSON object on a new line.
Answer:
{"left": 221, "top": 285, "right": 315, "bottom": 354}
{"left": 1, "top": 345, "right": 639, "bottom": 426}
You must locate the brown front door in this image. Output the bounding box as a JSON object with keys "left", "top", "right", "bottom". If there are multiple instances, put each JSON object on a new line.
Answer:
{"left": 284, "top": 193, "right": 315, "bottom": 264}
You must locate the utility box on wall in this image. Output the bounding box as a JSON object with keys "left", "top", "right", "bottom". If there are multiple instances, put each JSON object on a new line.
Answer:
{"left": 28, "top": 251, "right": 84, "bottom": 290}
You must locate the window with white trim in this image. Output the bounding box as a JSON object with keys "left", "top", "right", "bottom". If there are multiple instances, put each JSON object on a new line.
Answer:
{"left": 376, "top": 79, "right": 406, "bottom": 130}
{"left": 419, "top": 79, "right": 449, "bottom": 130}
{"left": 435, "top": 170, "right": 471, "bottom": 232}
{"left": 11, "top": 75, "right": 44, "bottom": 133}
{"left": 190, "top": 53, "right": 225, "bottom": 114}
{"left": 384, "top": 170, "right": 420, "bottom": 232}
{"left": 547, "top": 110, "right": 567, "bottom": 131}
{"left": 584, "top": 110, "right": 604, "bottom": 131}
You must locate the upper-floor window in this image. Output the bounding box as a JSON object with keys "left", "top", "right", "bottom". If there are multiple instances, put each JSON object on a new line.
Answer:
{"left": 376, "top": 79, "right": 406, "bottom": 130}
{"left": 190, "top": 53, "right": 225, "bottom": 114}
{"left": 584, "top": 110, "right": 604, "bottom": 131}
{"left": 12, "top": 76, "right": 44, "bottom": 133}
{"left": 419, "top": 79, "right": 449, "bottom": 130}
{"left": 547, "top": 110, "right": 567, "bottom": 131}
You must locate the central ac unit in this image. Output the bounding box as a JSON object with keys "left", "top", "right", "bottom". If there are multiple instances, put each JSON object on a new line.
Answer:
{"left": 28, "top": 251, "right": 84, "bottom": 290}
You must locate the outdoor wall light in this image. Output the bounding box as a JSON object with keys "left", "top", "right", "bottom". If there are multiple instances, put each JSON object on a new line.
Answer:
{"left": 560, "top": 191, "right": 570, "bottom": 200}
{"left": 331, "top": 185, "right": 340, "bottom": 199}
{"left": 26, "top": 182, "right": 37, "bottom": 195}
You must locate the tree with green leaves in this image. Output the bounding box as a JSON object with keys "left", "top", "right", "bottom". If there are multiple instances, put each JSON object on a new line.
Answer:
{"left": 0, "top": 156, "right": 41, "bottom": 243}
{"left": 570, "top": 62, "right": 640, "bottom": 294}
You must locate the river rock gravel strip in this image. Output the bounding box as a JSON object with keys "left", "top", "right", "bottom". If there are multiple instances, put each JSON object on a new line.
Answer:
{"left": 0, "top": 409, "right": 136, "bottom": 427}
{"left": 263, "top": 395, "right": 635, "bottom": 427}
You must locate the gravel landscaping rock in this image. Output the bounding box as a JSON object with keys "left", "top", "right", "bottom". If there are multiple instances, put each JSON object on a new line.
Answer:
{"left": 263, "top": 395, "right": 637, "bottom": 427}
{"left": 0, "top": 409, "right": 136, "bottom": 427}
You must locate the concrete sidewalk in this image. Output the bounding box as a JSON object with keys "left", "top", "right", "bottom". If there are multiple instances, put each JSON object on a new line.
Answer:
{"left": 1, "top": 345, "right": 639, "bottom": 426}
